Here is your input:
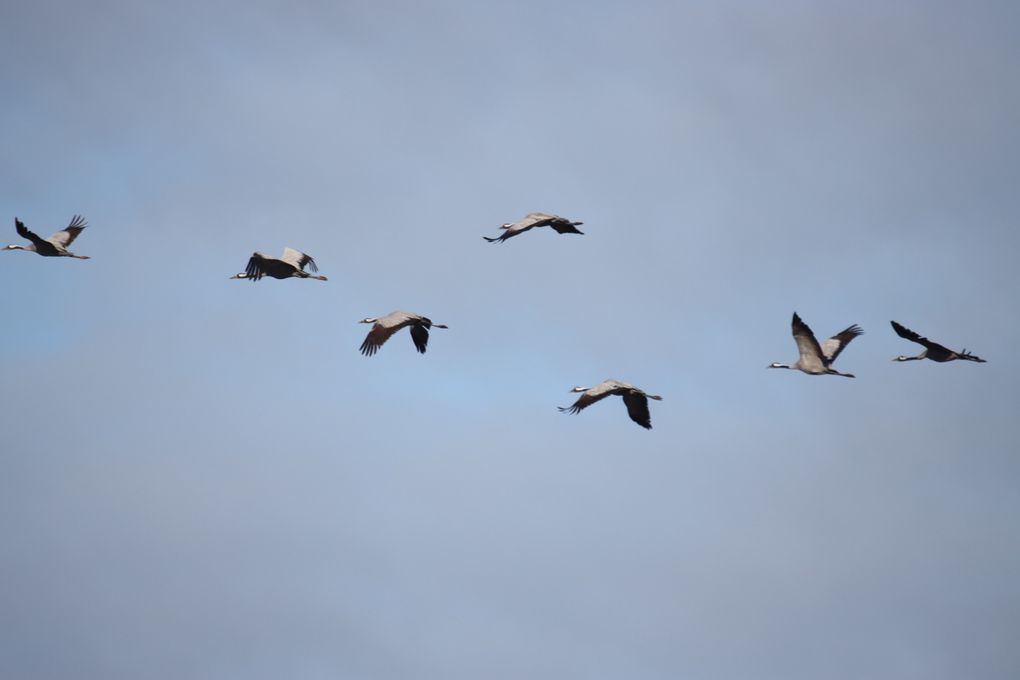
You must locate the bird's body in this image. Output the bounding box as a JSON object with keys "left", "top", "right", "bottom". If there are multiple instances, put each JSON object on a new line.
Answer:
{"left": 5, "top": 216, "right": 90, "bottom": 259}
{"left": 559, "top": 379, "right": 663, "bottom": 429}
{"left": 230, "top": 248, "right": 327, "bottom": 281}
{"left": 769, "top": 312, "right": 863, "bottom": 378}
{"left": 891, "top": 321, "right": 986, "bottom": 363}
{"left": 359, "top": 311, "right": 448, "bottom": 356}
{"left": 484, "top": 212, "right": 584, "bottom": 243}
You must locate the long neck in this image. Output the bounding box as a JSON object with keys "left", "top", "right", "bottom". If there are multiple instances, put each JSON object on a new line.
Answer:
{"left": 895, "top": 354, "right": 924, "bottom": 362}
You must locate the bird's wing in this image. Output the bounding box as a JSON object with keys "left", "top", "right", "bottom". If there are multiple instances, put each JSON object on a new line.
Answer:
{"left": 46, "top": 215, "right": 87, "bottom": 248}
{"left": 244, "top": 252, "right": 270, "bottom": 281}
{"left": 484, "top": 218, "right": 538, "bottom": 243}
{"left": 791, "top": 313, "right": 826, "bottom": 370}
{"left": 281, "top": 247, "right": 317, "bottom": 272}
{"left": 890, "top": 321, "right": 946, "bottom": 352}
{"left": 519, "top": 212, "right": 556, "bottom": 227}
{"left": 359, "top": 313, "right": 413, "bottom": 356}
{"left": 559, "top": 380, "right": 626, "bottom": 414}
{"left": 821, "top": 324, "right": 864, "bottom": 363}
{"left": 14, "top": 218, "right": 47, "bottom": 247}
{"left": 548, "top": 218, "right": 584, "bottom": 235}
{"left": 485, "top": 213, "right": 561, "bottom": 242}
{"left": 504, "top": 221, "right": 538, "bottom": 235}
{"left": 621, "top": 391, "right": 653, "bottom": 429}
{"left": 409, "top": 324, "right": 430, "bottom": 354}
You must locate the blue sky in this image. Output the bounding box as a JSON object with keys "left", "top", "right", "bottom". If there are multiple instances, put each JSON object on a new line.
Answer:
{"left": 2, "top": 1, "right": 1019, "bottom": 678}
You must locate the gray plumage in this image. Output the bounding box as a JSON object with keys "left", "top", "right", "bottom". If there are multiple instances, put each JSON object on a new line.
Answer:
{"left": 483, "top": 212, "right": 584, "bottom": 243}
{"left": 359, "top": 311, "right": 448, "bottom": 356}
{"left": 230, "top": 247, "right": 327, "bottom": 281}
{"left": 558, "top": 379, "right": 663, "bottom": 429}
{"left": 768, "top": 312, "right": 863, "bottom": 378}
{"left": 4, "top": 215, "right": 90, "bottom": 259}
{"left": 891, "top": 321, "right": 986, "bottom": 363}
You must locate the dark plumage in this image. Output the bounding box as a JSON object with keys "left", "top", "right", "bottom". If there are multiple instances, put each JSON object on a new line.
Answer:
{"left": 230, "top": 247, "right": 327, "bottom": 281}
{"left": 891, "top": 321, "right": 986, "bottom": 363}
{"left": 4, "top": 215, "right": 90, "bottom": 258}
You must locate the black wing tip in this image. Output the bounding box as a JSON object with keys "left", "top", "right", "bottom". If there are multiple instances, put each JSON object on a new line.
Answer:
{"left": 629, "top": 414, "right": 653, "bottom": 429}
{"left": 890, "top": 320, "right": 910, "bottom": 334}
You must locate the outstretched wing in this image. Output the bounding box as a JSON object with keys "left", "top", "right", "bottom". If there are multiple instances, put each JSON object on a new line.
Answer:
{"left": 889, "top": 320, "right": 958, "bottom": 360}
{"left": 621, "top": 391, "right": 653, "bottom": 429}
{"left": 547, "top": 217, "right": 584, "bottom": 235}
{"left": 281, "top": 247, "right": 317, "bottom": 272}
{"left": 359, "top": 313, "right": 413, "bottom": 356}
{"left": 518, "top": 212, "right": 556, "bottom": 228}
{"left": 890, "top": 321, "right": 947, "bottom": 353}
{"left": 821, "top": 324, "right": 864, "bottom": 363}
{"left": 14, "top": 218, "right": 47, "bottom": 247}
{"left": 244, "top": 252, "right": 269, "bottom": 281}
{"left": 47, "top": 215, "right": 87, "bottom": 248}
{"left": 791, "top": 313, "right": 826, "bottom": 371}
{"left": 409, "top": 324, "right": 430, "bottom": 354}
{"left": 558, "top": 380, "right": 627, "bottom": 415}
{"left": 484, "top": 218, "right": 539, "bottom": 243}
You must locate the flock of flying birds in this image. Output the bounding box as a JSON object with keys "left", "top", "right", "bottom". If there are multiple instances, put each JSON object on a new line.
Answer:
{"left": 6, "top": 212, "right": 987, "bottom": 430}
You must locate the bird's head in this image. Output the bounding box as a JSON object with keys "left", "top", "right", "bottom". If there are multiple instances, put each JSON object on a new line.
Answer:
{"left": 892, "top": 355, "right": 910, "bottom": 362}
{"left": 767, "top": 362, "right": 787, "bottom": 369}
{"left": 3, "top": 244, "right": 24, "bottom": 251}
{"left": 229, "top": 273, "right": 248, "bottom": 279}
{"left": 569, "top": 386, "right": 589, "bottom": 393}
{"left": 359, "top": 318, "right": 377, "bottom": 324}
